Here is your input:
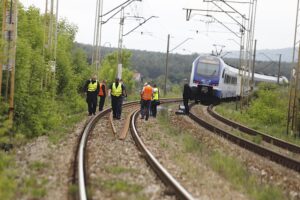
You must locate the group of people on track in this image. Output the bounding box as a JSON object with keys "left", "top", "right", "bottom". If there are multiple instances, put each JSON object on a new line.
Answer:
{"left": 84, "top": 75, "right": 162, "bottom": 120}
{"left": 84, "top": 75, "right": 191, "bottom": 119}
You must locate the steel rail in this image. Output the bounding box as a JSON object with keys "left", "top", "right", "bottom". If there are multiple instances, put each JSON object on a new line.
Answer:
{"left": 130, "top": 107, "right": 194, "bottom": 200}
{"left": 76, "top": 98, "right": 182, "bottom": 200}
{"left": 207, "top": 105, "right": 300, "bottom": 154}
{"left": 188, "top": 106, "right": 300, "bottom": 173}
{"left": 77, "top": 101, "right": 138, "bottom": 200}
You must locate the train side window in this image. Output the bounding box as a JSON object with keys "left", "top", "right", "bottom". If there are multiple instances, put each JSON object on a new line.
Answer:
{"left": 224, "top": 74, "right": 230, "bottom": 84}
{"left": 231, "top": 77, "right": 237, "bottom": 85}
{"left": 229, "top": 76, "right": 232, "bottom": 84}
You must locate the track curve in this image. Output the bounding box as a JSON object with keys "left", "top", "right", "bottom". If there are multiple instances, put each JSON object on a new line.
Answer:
{"left": 189, "top": 104, "right": 300, "bottom": 173}
{"left": 74, "top": 98, "right": 197, "bottom": 200}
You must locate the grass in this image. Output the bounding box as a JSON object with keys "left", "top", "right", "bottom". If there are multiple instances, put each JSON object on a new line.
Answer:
{"left": 216, "top": 102, "right": 300, "bottom": 146}
{"left": 96, "top": 178, "right": 146, "bottom": 200}
{"left": 48, "top": 112, "right": 86, "bottom": 144}
{"left": 68, "top": 184, "right": 78, "bottom": 197}
{"left": 209, "top": 151, "right": 284, "bottom": 200}
{"left": 22, "top": 177, "right": 48, "bottom": 198}
{"left": 29, "top": 161, "right": 49, "bottom": 172}
{"left": 182, "top": 134, "right": 203, "bottom": 153}
{"left": 156, "top": 110, "right": 286, "bottom": 200}
{"left": 0, "top": 152, "right": 17, "bottom": 200}
{"left": 104, "top": 166, "right": 138, "bottom": 174}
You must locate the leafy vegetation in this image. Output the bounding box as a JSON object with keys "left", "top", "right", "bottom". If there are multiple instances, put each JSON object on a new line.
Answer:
{"left": 157, "top": 107, "right": 285, "bottom": 200}
{"left": 216, "top": 83, "right": 300, "bottom": 145}
{"left": 0, "top": 3, "right": 93, "bottom": 199}
{"left": 0, "top": 4, "right": 92, "bottom": 140}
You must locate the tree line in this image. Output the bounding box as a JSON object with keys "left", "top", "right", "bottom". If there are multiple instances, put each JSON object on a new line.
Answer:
{"left": 77, "top": 43, "right": 293, "bottom": 85}
{"left": 0, "top": 4, "right": 92, "bottom": 140}
{"left": 0, "top": 3, "right": 139, "bottom": 142}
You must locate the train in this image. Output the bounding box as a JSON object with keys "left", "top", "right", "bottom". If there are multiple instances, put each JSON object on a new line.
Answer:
{"left": 189, "top": 55, "right": 288, "bottom": 103}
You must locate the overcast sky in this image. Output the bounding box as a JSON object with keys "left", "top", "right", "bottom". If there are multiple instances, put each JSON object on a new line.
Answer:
{"left": 19, "top": 0, "right": 298, "bottom": 55}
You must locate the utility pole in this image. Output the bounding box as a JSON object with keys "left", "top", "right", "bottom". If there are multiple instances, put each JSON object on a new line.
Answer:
{"left": 277, "top": 54, "right": 281, "bottom": 84}
{"left": 0, "top": 0, "right": 7, "bottom": 99}
{"left": 251, "top": 39, "right": 257, "bottom": 90}
{"left": 163, "top": 36, "right": 192, "bottom": 96}
{"left": 41, "top": 0, "right": 59, "bottom": 91}
{"left": 117, "top": 7, "right": 124, "bottom": 79}
{"left": 164, "top": 34, "right": 170, "bottom": 96}
{"left": 287, "top": 0, "right": 300, "bottom": 136}
{"left": 0, "top": 0, "right": 18, "bottom": 121}
{"left": 8, "top": 0, "right": 18, "bottom": 121}
{"left": 92, "top": 0, "right": 103, "bottom": 72}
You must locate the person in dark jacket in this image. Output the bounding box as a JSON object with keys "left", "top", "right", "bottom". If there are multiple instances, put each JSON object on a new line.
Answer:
{"left": 109, "top": 78, "right": 126, "bottom": 120}
{"left": 98, "top": 80, "right": 106, "bottom": 111}
{"left": 183, "top": 83, "right": 192, "bottom": 114}
{"left": 84, "top": 75, "right": 100, "bottom": 116}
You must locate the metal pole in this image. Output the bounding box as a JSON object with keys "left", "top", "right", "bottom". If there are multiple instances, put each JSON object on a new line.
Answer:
{"left": 49, "top": 0, "right": 54, "bottom": 56}
{"left": 239, "top": 22, "right": 245, "bottom": 111}
{"left": 96, "top": 0, "right": 104, "bottom": 71}
{"left": 117, "top": 7, "right": 124, "bottom": 79}
{"left": 92, "top": 0, "right": 99, "bottom": 65}
{"left": 292, "top": 45, "right": 300, "bottom": 137}
{"left": 277, "top": 54, "right": 281, "bottom": 84}
{"left": 164, "top": 34, "right": 170, "bottom": 96}
{"left": 5, "top": 0, "right": 13, "bottom": 102}
{"left": 0, "top": 0, "right": 7, "bottom": 99}
{"left": 286, "top": 0, "right": 298, "bottom": 134}
{"left": 42, "top": 0, "right": 48, "bottom": 56}
{"left": 53, "top": 0, "right": 59, "bottom": 62}
{"left": 8, "top": 0, "right": 18, "bottom": 122}
{"left": 94, "top": 0, "right": 101, "bottom": 71}
{"left": 292, "top": 0, "right": 300, "bottom": 63}
{"left": 251, "top": 39, "right": 257, "bottom": 90}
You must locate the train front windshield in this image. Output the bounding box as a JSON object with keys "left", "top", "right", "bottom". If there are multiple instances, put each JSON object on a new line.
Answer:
{"left": 196, "top": 60, "right": 220, "bottom": 77}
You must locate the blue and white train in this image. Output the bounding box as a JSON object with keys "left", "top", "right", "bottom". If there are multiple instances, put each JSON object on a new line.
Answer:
{"left": 189, "top": 55, "right": 288, "bottom": 102}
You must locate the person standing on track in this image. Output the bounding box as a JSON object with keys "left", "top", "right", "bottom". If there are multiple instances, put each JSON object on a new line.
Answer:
{"left": 183, "top": 83, "right": 192, "bottom": 115}
{"left": 119, "top": 79, "right": 127, "bottom": 115}
{"left": 140, "top": 82, "right": 153, "bottom": 121}
{"left": 84, "top": 75, "right": 100, "bottom": 116}
{"left": 151, "top": 84, "right": 159, "bottom": 118}
{"left": 98, "top": 80, "right": 106, "bottom": 112}
{"left": 109, "top": 78, "right": 126, "bottom": 120}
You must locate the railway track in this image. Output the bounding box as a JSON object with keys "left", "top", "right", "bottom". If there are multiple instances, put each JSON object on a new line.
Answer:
{"left": 72, "top": 98, "right": 195, "bottom": 200}
{"left": 189, "top": 104, "right": 300, "bottom": 173}
{"left": 207, "top": 105, "right": 300, "bottom": 154}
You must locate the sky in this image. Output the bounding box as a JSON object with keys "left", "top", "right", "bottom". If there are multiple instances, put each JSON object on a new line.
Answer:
{"left": 19, "top": 0, "right": 298, "bottom": 55}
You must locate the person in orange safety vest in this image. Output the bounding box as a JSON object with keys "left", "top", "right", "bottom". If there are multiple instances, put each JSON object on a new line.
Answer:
{"left": 140, "top": 82, "right": 153, "bottom": 121}
{"left": 98, "top": 80, "right": 106, "bottom": 111}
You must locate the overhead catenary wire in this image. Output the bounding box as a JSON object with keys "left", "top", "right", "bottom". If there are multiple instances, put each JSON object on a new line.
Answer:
{"left": 100, "top": 0, "right": 132, "bottom": 17}
{"left": 123, "top": 16, "right": 158, "bottom": 37}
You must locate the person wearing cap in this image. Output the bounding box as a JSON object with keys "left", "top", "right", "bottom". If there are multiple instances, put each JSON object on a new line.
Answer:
{"left": 109, "top": 78, "right": 126, "bottom": 119}
{"left": 84, "top": 75, "right": 100, "bottom": 116}
{"left": 140, "top": 82, "right": 153, "bottom": 121}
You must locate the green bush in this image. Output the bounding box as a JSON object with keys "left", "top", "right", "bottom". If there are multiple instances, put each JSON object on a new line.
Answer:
{"left": 216, "top": 83, "right": 299, "bottom": 144}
